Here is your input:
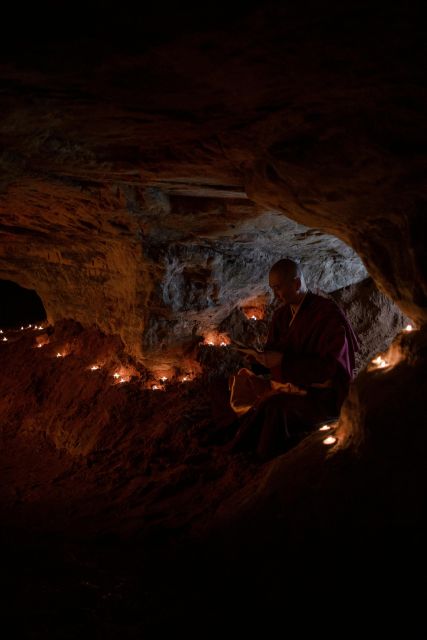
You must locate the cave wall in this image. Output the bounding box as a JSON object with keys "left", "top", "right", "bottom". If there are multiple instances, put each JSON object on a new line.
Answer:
{"left": 0, "top": 1, "right": 425, "bottom": 357}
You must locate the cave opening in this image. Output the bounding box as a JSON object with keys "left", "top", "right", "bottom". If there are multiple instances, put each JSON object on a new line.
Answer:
{"left": 0, "top": 279, "right": 47, "bottom": 329}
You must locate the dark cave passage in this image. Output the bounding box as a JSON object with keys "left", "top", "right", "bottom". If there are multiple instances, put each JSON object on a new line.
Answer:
{"left": 0, "top": 280, "right": 47, "bottom": 329}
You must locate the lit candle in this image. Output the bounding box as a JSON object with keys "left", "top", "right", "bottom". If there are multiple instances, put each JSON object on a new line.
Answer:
{"left": 182, "top": 376, "right": 190, "bottom": 382}
{"left": 0, "top": 329, "right": 3, "bottom": 333}
{"left": 404, "top": 324, "right": 413, "bottom": 332}
{"left": 21, "top": 326, "right": 24, "bottom": 330}
{"left": 152, "top": 384, "right": 160, "bottom": 390}
{"left": 250, "top": 315, "right": 257, "bottom": 321}
{"left": 323, "top": 436, "right": 337, "bottom": 445}
{"left": 91, "top": 365, "right": 100, "bottom": 371}
{"left": 207, "top": 341, "right": 214, "bottom": 346}
{"left": 160, "top": 376, "right": 168, "bottom": 382}
{"left": 56, "top": 352, "right": 62, "bottom": 357}
{"left": 2, "top": 337, "right": 8, "bottom": 342}
{"left": 220, "top": 342, "right": 227, "bottom": 347}
{"left": 119, "top": 378, "right": 126, "bottom": 383}
{"left": 113, "top": 373, "right": 120, "bottom": 379}
{"left": 319, "top": 425, "right": 331, "bottom": 431}
{"left": 372, "top": 356, "right": 388, "bottom": 368}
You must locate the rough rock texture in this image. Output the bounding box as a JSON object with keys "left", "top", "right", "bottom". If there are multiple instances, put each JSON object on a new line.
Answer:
{"left": 1, "top": 1, "right": 425, "bottom": 359}
{"left": 0, "top": 1, "right": 426, "bottom": 633}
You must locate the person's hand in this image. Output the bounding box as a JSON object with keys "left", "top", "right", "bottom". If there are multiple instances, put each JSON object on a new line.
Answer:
{"left": 253, "top": 350, "right": 282, "bottom": 368}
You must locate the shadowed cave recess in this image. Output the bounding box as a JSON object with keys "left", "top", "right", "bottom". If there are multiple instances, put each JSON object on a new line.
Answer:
{"left": 0, "top": 0, "right": 426, "bottom": 633}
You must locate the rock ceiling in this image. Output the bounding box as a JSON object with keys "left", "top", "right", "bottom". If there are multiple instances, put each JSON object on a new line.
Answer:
{"left": 0, "top": 1, "right": 425, "bottom": 357}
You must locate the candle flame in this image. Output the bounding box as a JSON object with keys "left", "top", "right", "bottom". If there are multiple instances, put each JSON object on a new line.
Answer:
{"left": 404, "top": 324, "right": 413, "bottom": 332}
{"left": 21, "top": 326, "right": 24, "bottom": 330}
{"left": 2, "top": 337, "right": 8, "bottom": 342}
{"left": 0, "top": 330, "right": 3, "bottom": 333}
{"left": 323, "top": 436, "right": 337, "bottom": 445}
{"left": 372, "top": 355, "right": 388, "bottom": 368}
{"left": 119, "top": 377, "right": 126, "bottom": 383}
{"left": 56, "top": 352, "right": 63, "bottom": 357}
{"left": 91, "top": 365, "right": 100, "bottom": 371}
{"left": 152, "top": 384, "right": 160, "bottom": 390}
{"left": 203, "top": 332, "right": 231, "bottom": 347}
{"left": 160, "top": 376, "right": 168, "bottom": 382}
{"left": 113, "top": 373, "right": 120, "bottom": 379}
{"left": 319, "top": 425, "right": 331, "bottom": 431}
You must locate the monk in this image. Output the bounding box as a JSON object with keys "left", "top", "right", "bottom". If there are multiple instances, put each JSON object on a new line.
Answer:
{"left": 227, "top": 258, "right": 359, "bottom": 461}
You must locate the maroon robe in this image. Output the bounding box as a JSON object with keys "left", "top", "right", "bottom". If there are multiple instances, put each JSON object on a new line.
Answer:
{"left": 229, "top": 291, "right": 359, "bottom": 460}
{"left": 265, "top": 291, "right": 359, "bottom": 407}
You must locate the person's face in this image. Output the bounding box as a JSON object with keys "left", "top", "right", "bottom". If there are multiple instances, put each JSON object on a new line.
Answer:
{"left": 269, "top": 271, "right": 300, "bottom": 304}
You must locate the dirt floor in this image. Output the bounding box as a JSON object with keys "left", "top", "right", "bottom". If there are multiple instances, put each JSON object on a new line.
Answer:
{"left": 1, "top": 320, "right": 424, "bottom": 635}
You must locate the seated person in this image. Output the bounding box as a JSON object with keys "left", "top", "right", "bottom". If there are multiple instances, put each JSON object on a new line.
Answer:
{"left": 228, "top": 258, "right": 359, "bottom": 461}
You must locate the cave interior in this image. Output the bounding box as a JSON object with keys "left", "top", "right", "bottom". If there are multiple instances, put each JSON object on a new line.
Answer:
{"left": 0, "top": 0, "right": 426, "bottom": 633}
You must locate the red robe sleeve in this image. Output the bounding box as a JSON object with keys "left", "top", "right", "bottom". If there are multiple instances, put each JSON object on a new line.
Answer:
{"left": 280, "top": 322, "right": 349, "bottom": 385}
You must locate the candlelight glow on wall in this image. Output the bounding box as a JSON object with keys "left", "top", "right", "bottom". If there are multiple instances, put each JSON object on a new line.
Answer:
{"left": 111, "top": 366, "right": 136, "bottom": 384}
{"left": 242, "top": 306, "right": 265, "bottom": 321}
{"left": 203, "top": 331, "right": 231, "bottom": 347}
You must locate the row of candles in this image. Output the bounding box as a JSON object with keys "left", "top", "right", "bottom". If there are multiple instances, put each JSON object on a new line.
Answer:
{"left": 1, "top": 324, "right": 195, "bottom": 389}
{"left": 0, "top": 321, "right": 417, "bottom": 395}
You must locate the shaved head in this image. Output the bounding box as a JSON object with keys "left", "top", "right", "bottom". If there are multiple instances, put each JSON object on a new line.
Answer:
{"left": 269, "top": 259, "right": 307, "bottom": 305}
{"left": 269, "top": 259, "right": 303, "bottom": 280}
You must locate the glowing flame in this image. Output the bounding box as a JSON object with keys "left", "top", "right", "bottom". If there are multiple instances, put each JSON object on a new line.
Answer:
{"left": 27, "top": 324, "right": 32, "bottom": 328}
{"left": 113, "top": 372, "right": 120, "bottom": 379}
{"left": 152, "top": 384, "right": 160, "bottom": 390}
{"left": 56, "top": 352, "right": 63, "bottom": 357}
{"left": 0, "top": 329, "right": 3, "bottom": 333}
{"left": 91, "top": 365, "right": 100, "bottom": 371}
{"left": 242, "top": 306, "right": 265, "bottom": 321}
{"left": 372, "top": 356, "right": 388, "bottom": 369}
{"left": 160, "top": 376, "right": 168, "bottom": 382}
{"left": 203, "top": 332, "right": 231, "bottom": 347}
{"left": 21, "top": 326, "right": 24, "bottom": 330}
{"left": 2, "top": 337, "right": 8, "bottom": 342}
{"left": 323, "top": 436, "right": 337, "bottom": 445}
{"left": 404, "top": 324, "right": 413, "bottom": 332}
{"left": 182, "top": 375, "right": 190, "bottom": 382}
{"left": 119, "top": 378, "right": 126, "bottom": 383}
{"left": 319, "top": 425, "right": 331, "bottom": 431}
